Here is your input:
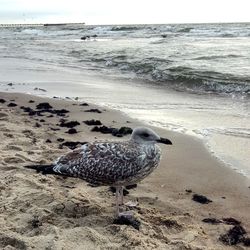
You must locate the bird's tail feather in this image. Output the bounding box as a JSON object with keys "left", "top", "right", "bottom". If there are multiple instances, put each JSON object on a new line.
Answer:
{"left": 24, "top": 164, "right": 57, "bottom": 175}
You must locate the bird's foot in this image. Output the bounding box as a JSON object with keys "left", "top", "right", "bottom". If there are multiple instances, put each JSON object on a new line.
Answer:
{"left": 114, "top": 211, "right": 141, "bottom": 230}
{"left": 125, "top": 200, "right": 138, "bottom": 208}
{"left": 118, "top": 210, "right": 134, "bottom": 219}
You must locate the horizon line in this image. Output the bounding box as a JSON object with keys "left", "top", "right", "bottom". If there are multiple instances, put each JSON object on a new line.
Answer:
{"left": 0, "top": 21, "right": 250, "bottom": 27}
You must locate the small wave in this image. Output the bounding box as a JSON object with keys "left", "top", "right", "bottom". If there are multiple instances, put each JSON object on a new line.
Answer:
{"left": 193, "top": 54, "right": 240, "bottom": 60}
{"left": 221, "top": 33, "right": 236, "bottom": 37}
{"left": 21, "top": 28, "right": 44, "bottom": 35}
{"left": 111, "top": 26, "right": 141, "bottom": 31}
{"left": 177, "top": 27, "right": 193, "bottom": 33}
{"left": 89, "top": 54, "right": 250, "bottom": 96}
{"left": 69, "top": 49, "right": 88, "bottom": 56}
{"left": 163, "top": 67, "right": 250, "bottom": 95}
{"left": 199, "top": 127, "right": 250, "bottom": 139}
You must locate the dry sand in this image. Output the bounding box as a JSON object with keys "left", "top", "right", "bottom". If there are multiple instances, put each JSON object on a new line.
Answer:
{"left": 0, "top": 92, "right": 250, "bottom": 250}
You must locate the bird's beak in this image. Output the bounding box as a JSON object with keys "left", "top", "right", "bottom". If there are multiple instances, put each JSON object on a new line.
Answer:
{"left": 157, "top": 137, "right": 172, "bottom": 145}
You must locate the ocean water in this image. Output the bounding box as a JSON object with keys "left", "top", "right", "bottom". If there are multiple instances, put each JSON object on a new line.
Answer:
{"left": 0, "top": 23, "right": 249, "bottom": 177}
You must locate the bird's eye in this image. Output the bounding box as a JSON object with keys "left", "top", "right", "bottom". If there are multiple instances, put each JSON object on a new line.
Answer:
{"left": 142, "top": 133, "right": 149, "bottom": 137}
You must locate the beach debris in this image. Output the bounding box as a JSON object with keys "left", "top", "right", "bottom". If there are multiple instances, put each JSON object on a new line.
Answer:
{"left": 83, "top": 119, "right": 102, "bottom": 126}
{"left": 161, "top": 34, "right": 167, "bottom": 38}
{"left": 113, "top": 214, "right": 141, "bottom": 230}
{"left": 59, "top": 141, "right": 87, "bottom": 150}
{"left": 79, "top": 102, "right": 89, "bottom": 106}
{"left": 53, "top": 109, "right": 69, "bottom": 116}
{"left": 34, "top": 87, "right": 47, "bottom": 92}
{"left": 66, "top": 128, "right": 78, "bottom": 134}
{"left": 7, "top": 102, "right": 17, "bottom": 107}
{"left": 20, "top": 106, "right": 33, "bottom": 112}
{"left": 219, "top": 225, "right": 246, "bottom": 245}
{"left": 243, "top": 237, "right": 250, "bottom": 246}
{"left": 185, "top": 189, "right": 192, "bottom": 193}
{"left": 40, "top": 119, "right": 45, "bottom": 122}
{"left": 91, "top": 125, "right": 114, "bottom": 134}
{"left": 202, "top": 218, "right": 222, "bottom": 224}
{"left": 59, "top": 120, "right": 80, "bottom": 128}
{"left": 81, "top": 35, "right": 90, "bottom": 40}
{"left": 20, "top": 105, "right": 69, "bottom": 117}
{"left": 202, "top": 216, "right": 241, "bottom": 226}
{"left": 57, "top": 138, "right": 65, "bottom": 142}
{"left": 36, "top": 102, "right": 53, "bottom": 110}
{"left": 35, "top": 122, "right": 41, "bottom": 128}
{"left": 84, "top": 108, "right": 102, "bottom": 113}
{"left": 192, "top": 194, "right": 212, "bottom": 204}
{"left": 222, "top": 217, "right": 241, "bottom": 225}
{"left": 30, "top": 216, "right": 42, "bottom": 228}
{"left": 91, "top": 126, "right": 133, "bottom": 137}
{"left": 45, "top": 139, "right": 52, "bottom": 143}
{"left": 29, "top": 100, "right": 35, "bottom": 103}
{"left": 50, "top": 127, "right": 60, "bottom": 131}
{"left": 7, "top": 82, "right": 13, "bottom": 86}
{"left": 0, "top": 98, "right": 6, "bottom": 103}
{"left": 163, "top": 219, "right": 182, "bottom": 230}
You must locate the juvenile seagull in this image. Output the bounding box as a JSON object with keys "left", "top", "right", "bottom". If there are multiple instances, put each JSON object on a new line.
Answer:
{"left": 25, "top": 127, "right": 172, "bottom": 217}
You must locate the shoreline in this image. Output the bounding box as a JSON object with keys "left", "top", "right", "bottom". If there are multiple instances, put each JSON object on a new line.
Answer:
{"left": 1, "top": 91, "right": 250, "bottom": 249}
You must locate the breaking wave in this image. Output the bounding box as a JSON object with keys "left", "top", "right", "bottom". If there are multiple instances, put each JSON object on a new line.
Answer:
{"left": 76, "top": 51, "right": 250, "bottom": 96}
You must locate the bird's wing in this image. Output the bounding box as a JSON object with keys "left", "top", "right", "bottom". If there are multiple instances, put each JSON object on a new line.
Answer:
{"left": 53, "top": 142, "right": 144, "bottom": 185}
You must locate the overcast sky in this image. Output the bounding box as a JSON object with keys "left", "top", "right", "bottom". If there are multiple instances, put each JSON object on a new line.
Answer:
{"left": 0, "top": 0, "right": 250, "bottom": 25}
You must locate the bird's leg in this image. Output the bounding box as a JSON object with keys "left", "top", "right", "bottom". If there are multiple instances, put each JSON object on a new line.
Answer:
{"left": 116, "top": 186, "right": 134, "bottom": 218}
{"left": 115, "top": 186, "right": 121, "bottom": 217}
{"left": 120, "top": 186, "right": 124, "bottom": 205}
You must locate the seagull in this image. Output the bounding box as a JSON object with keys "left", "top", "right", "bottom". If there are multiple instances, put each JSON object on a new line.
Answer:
{"left": 25, "top": 127, "right": 172, "bottom": 218}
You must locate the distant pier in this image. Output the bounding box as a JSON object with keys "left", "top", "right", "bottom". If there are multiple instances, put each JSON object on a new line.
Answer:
{"left": 0, "top": 22, "right": 85, "bottom": 27}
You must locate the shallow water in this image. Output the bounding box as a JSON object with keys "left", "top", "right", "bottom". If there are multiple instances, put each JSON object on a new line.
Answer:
{"left": 0, "top": 23, "right": 249, "bottom": 177}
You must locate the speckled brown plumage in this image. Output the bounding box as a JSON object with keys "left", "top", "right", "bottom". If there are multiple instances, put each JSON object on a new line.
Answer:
{"left": 53, "top": 140, "right": 161, "bottom": 186}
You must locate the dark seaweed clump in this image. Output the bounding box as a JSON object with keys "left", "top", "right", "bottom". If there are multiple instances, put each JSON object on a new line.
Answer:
{"left": 219, "top": 225, "right": 246, "bottom": 245}
{"left": 8, "top": 102, "right": 17, "bottom": 107}
{"left": 192, "top": 194, "right": 212, "bottom": 204}
{"left": 84, "top": 108, "right": 102, "bottom": 113}
{"left": 83, "top": 119, "right": 102, "bottom": 126}
{"left": 91, "top": 126, "right": 132, "bottom": 137}
{"left": 36, "top": 102, "right": 52, "bottom": 109}
{"left": 113, "top": 215, "right": 141, "bottom": 230}
{"left": 66, "top": 128, "right": 78, "bottom": 134}
{"left": 59, "top": 141, "right": 87, "bottom": 150}
{"left": 59, "top": 119, "right": 80, "bottom": 128}
{"left": 20, "top": 103, "right": 69, "bottom": 117}
{"left": 202, "top": 218, "right": 222, "bottom": 225}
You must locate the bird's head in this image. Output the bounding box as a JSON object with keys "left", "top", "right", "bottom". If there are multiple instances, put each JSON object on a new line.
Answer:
{"left": 131, "top": 127, "right": 172, "bottom": 145}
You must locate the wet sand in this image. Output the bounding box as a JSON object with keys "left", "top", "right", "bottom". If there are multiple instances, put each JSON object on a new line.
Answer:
{"left": 0, "top": 92, "right": 250, "bottom": 250}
